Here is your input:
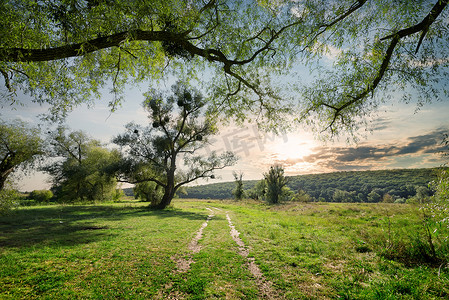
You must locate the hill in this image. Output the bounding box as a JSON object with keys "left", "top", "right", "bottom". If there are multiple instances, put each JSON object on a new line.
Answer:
{"left": 181, "top": 168, "right": 439, "bottom": 202}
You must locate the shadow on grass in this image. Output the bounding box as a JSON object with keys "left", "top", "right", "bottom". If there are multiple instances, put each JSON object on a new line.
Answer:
{"left": 0, "top": 204, "right": 210, "bottom": 249}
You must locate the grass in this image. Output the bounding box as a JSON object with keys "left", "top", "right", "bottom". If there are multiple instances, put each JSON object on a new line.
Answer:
{"left": 1, "top": 199, "right": 448, "bottom": 299}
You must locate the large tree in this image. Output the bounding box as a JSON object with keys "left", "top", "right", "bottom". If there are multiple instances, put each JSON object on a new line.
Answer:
{"left": 112, "top": 83, "right": 237, "bottom": 209}
{"left": 43, "top": 127, "right": 119, "bottom": 201}
{"left": 1, "top": 1, "right": 447, "bottom": 133}
{"left": 0, "top": 119, "right": 43, "bottom": 190}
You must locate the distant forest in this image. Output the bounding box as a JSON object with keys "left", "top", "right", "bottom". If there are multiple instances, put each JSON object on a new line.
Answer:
{"left": 179, "top": 168, "right": 440, "bottom": 203}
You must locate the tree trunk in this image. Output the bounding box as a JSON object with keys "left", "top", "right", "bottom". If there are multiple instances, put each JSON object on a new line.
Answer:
{"left": 155, "top": 186, "right": 175, "bottom": 209}
{"left": 0, "top": 168, "right": 14, "bottom": 191}
{"left": 0, "top": 175, "right": 7, "bottom": 191}
{"left": 154, "top": 162, "right": 176, "bottom": 209}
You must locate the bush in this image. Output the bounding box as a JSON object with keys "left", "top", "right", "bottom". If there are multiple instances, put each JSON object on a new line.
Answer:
{"left": 376, "top": 168, "right": 449, "bottom": 265}
{"left": 422, "top": 168, "right": 449, "bottom": 262}
{"left": 29, "top": 190, "right": 53, "bottom": 202}
{"left": 394, "top": 198, "right": 407, "bottom": 204}
{"left": 112, "top": 189, "right": 125, "bottom": 201}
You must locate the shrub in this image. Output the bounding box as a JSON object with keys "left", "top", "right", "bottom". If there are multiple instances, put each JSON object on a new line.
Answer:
{"left": 376, "top": 168, "right": 449, "bottom": 265}
{"left": 29, "top": 190, "right": 53, "bottom": 202}
{"left": 394, "top": 198, "right": 406, "bottom": 204}
{"left": 247, "top": 179, "right": 266, "bottom": 201}
{"left": 112, "top": 189, "right": 125, "bottom": 201}
{"left": 422, "top": 168, "right": 449, "bottom": 262}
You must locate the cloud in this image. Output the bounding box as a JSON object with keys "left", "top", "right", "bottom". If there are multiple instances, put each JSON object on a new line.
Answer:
{"left": 271, "top": 157, "right": 305, "bottom": 167}
{"left": 396, "top": 130, "right": 447, "bottom": 155}
{"left": 370, "top": 117, "right": 392, "bottom": 131}
{"left": 302, "top": 128, "right": 448, "bottom": 172}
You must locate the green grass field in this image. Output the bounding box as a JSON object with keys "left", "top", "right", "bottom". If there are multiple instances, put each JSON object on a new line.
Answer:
{"left": 1, "top": 199, "right": 448, "bottom": 299}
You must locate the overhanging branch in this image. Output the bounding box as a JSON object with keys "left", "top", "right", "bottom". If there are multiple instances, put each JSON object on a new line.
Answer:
{"left": 324, "top": 0, "right": 448, "bottom": 132}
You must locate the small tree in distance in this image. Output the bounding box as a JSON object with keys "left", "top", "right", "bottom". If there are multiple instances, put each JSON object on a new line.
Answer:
{"left": 113, "top": 82, "right": 238, "bottom": 209}
{"left": 233, "top": 171, "right": 244, "bottom": 201}
{"left": 264, "top": 165, "right": 288, "bottom": 204}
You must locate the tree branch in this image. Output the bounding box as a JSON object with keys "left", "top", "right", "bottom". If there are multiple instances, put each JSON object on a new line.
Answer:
{"left": 1, "top": 30, "right": 180, "bottom": 62}
{"left": 174, "top": 163, "right": 227, "bottom": 191}
{"left": 302, "top": 0, "right": 367, "bottom": 51}
{"left": 0, "top": 68, "right": 12, "bottom": 92}
{"left": 380, "top": 0, "right": 448, "bottom": 42}
{"left": 324, "top": 0, "right": 448, "bottom": 132}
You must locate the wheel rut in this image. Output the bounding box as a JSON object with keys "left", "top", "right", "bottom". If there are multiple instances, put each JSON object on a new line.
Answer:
{"left": 173, "top": 208, "right": 215, "bottom": 273}
{"left": 226, "top": 212, "right": 279, "bottom": 299}
{"left": 170, "top": 207, "right": 279, "bottom": 299}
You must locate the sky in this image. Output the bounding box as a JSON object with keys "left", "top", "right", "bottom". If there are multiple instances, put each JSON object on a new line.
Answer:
{"left": 2, "top": 79, "right": 448, "bottom": 192}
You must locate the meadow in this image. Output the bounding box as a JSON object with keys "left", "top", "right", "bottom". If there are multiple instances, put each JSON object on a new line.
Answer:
{"left": 1, "top": 199, "right": 448, "bottom": 299}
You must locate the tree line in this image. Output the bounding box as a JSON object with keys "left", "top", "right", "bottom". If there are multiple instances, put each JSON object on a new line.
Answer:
{"left": 181, "top": 168, "right": 440, "bottom": 203}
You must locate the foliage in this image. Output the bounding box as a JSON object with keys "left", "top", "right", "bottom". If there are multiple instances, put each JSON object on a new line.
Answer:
{"left": 134, "top": 181, "right": 164, "bottom": 206}
{"left": 374, "top": 135, "right": 449, "bottom": 265}
{"left": 43, "top": 127, "right": 119, "bottom": 202}
{"left": 0, "top": 189, "right": 20, "bottom": 215}
{"left": 0, "top": 119, "right": 44, "bottom": 190}
{"left": 232, "top": 171, "right": 244, "bottom": 201}
{"left": 29, "top": 190, "right": 53, "bottom": 203}
{"left": 333, "top": 189, "right": 357, "bottom": 203}
{"left": 290, "top": 188, "right": 313, "bottom": 203}
{"left": 1, "top": 1, "right": 448, "bottom": 133}
{"left": 246, "top": 179, "right": 266, "bottom": 201}
{"left": 417, "top": 145, "right": 449, "bottom": 263}
{"left": 181, "top": 168, "right": 437, "bottom": 202}
{"left": 428, "top": 168, "right": 449, "bottom": 259}
{"left": 264, "top": 165, "right": 288, "bottom": 204}
{"left": 112, "top": 189, "right": 125, "bottom": 202}
{"left": 112, "top": 82, "right": 237, "bottom": 209}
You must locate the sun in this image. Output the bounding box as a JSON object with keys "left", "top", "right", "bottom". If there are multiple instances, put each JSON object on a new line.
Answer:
{"left": 264, "top": 133, "right": 316, "bottom": 174}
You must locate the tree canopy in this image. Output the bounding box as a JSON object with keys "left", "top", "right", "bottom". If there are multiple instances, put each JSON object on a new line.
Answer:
{"left": 112, "top": 83, "right": 237, "bottom": 209}
{"left": 0, "top": 119, "right": 44, "bottom": 190}
{"left": 1, "top": 0, "right": 447, "bottom": 133}
{"left": 43, "top": 127, "right": 119, "bottom": 201}
{"left": 264, "top": 164, "right": 288, "bottom": 203}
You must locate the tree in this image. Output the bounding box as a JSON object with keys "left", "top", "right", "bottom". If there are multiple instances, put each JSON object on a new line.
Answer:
{"left": 43, "top": 127, "right": 118, "bottom": 202}
{"left": 0, "top": 119, "right": 43, "bottom": 191}
{"left": 1, "top": 1, "right": 447, "bottom": 133}
{"left": 112, "top": 83, "right": 237, "bottom": 209}
{"left": 233, "top": 171, "right": 244, "bottom": 201}
{"left": 416, "top": 186, "right": 432, "bottom": 203}
{"left": 291, "top": 188, "right": 313, "bottom": 203}
{"left": 382, "top": 193, "right": 394, "bottom": 203}
{"left": 333, "top": 189, "right": 356, "bottom": 203}
{"left": 367, "top": 190, "right": 381, "bottom": 203}
{"left": 264, "top": 165, "right": 288, "bottom": 204}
